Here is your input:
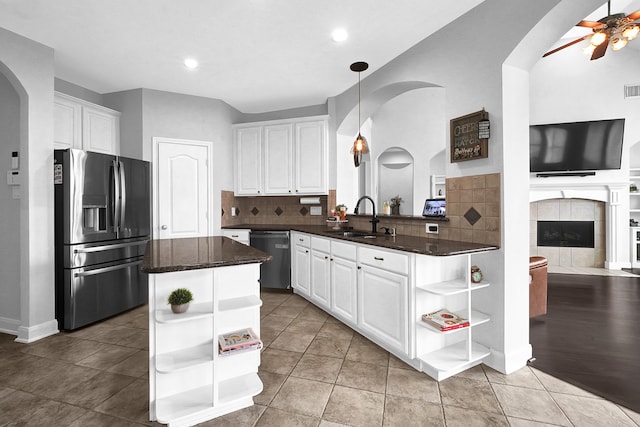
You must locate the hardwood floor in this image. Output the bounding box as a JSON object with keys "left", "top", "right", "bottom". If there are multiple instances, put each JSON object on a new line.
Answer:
{"left": 529, "top": 271, "right": 640, "bottom": 413}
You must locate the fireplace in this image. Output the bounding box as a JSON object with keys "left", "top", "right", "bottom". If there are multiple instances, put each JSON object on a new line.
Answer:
{"left": 537, "top": 221, "right": 595, "bottom": 248}
{"left": 529, "top": 179, "right": 628, "bottom": 269}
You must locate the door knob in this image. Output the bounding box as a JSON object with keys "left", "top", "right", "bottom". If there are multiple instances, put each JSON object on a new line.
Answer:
{"left": 161, "top": 225, "right": 168, "bottom": 230}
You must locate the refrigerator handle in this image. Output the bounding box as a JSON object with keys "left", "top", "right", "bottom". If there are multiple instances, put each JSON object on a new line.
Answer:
{"left": 74, "top": 260, "right": 143, "bottom": 277}
{"left": 119, "top": 160, "right": 126, "bottom": 230}
{"left": 112, "top": 159, "right": 121, "bottom": 232}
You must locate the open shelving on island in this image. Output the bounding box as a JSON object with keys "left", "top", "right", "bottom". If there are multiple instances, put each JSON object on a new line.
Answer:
{"left": 144, "top": 238, "right": 268, "bottom": 427}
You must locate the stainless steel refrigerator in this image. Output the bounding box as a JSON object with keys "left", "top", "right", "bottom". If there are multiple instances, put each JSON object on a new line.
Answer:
{"left": 54, "top": 149, "right": 151, "bottom": 330}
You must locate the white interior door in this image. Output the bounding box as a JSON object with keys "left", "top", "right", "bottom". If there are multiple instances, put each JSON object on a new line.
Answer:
{"left": 154, "top": 138, "right": 211, "bottom": 239}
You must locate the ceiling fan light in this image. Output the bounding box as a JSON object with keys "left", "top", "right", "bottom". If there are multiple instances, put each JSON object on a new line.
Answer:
{"left": 591, "top": 32, "right": 607, "bottom": 46}
{"left": 583, "top": 44, "right": 596, "bottom": 55}
{"left": 623, "top": 25, "right": 639, "bottom": 40}
{"left": 612, "top": 37, "right": 627, "bottom": 50}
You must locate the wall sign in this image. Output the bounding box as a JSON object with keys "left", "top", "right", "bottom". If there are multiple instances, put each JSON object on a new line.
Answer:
{"left": 450, "top": 109, "right": 489, "bottom": 163}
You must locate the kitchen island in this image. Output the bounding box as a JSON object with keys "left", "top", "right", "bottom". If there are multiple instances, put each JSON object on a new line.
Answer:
{"left": 142, "top": 236, "right": 271, "bottom": 427}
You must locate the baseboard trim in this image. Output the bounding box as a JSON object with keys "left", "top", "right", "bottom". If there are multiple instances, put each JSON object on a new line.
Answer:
{"left": 605, "top": 261, "right": 631, "bottom": 270}
{"left": 485, "top": 343, "right": 533, "bottom": 374}
{"left": 0, "top": 316, "right": 21, "bottom": 336}
{"left": 15, "top": 319, "right": 59, "bottom": 343}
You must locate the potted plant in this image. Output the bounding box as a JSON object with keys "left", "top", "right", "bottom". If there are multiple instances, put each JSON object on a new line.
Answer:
{"left": 390, "top": 195, "right": 403, "bottom": 215}
{"left": 168, "top": 288, "right": 193, "bottom": 313}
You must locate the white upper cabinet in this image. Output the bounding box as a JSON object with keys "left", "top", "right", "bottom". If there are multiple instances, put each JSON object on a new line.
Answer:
{"left": 235, "top": 126, "right": 263, "bottom": 195}
{"left": 54, "top": 92, "right": 120, "bottom": 155}
{"left": 295, "top": 120, "right": 327, "bottom": 194}
{"left": 263, "top": 123, "right": 293, "bottom": 194}
{"left": 82, "top": 105, "right": 120, "bottom": 155}
{"left": 233, "top": 116, "right": 328, "bottom": 196}
{"left": 54, "top": 95, "right": 82, "bottom": 149}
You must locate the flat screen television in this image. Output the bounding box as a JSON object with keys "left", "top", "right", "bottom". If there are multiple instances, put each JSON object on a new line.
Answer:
{"left": 422, "top": 199, "right": 446, "bottom": 217}
{"left": 529, "top": 118, "right": 624, "bottom": 173}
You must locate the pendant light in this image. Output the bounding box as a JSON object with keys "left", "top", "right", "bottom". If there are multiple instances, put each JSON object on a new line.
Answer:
{"left": 350, "top": 61, "right": 369, "bottom": 167}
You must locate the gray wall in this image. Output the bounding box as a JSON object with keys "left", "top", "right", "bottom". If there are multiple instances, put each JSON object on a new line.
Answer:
{"left": 0, "top": 72, "right": 21, "bottom": 321}
{"left": 235, "top": 103, "right": 328, "bottom": 124}
{"left": 140, "top": 89, "right": 242, "bottom": 232}
{"left": 104, "top": 89, "right": 144, "bottom": 159}
{"left": 54, "top": 78, "right": 104, "bottom": 105}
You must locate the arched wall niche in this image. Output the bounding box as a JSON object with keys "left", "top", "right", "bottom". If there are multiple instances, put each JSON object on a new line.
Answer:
{"left": 377, "top": 147, "right": 414, "bottom": 215}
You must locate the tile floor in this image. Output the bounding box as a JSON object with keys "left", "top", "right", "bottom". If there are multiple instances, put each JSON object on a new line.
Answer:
{"left": 1, "top": 291, "right": 639, "bottom": 426}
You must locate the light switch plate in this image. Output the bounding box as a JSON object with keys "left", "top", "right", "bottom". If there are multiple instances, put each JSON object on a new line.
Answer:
{"left": 425, "top": 223, "right": 439, "bottom": 234}
{"left": 310, "top": 206, "right": 322, "bottom": 216}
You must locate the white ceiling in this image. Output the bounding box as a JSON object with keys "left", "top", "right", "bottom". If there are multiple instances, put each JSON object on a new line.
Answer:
{"left": 0, "top": 0, "right": 484, "bottom": 113}
{"left": 2, "top": 1, "right": 638, "bottom": 113}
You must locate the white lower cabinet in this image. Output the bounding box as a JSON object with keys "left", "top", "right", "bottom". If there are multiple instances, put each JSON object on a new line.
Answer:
{"left": 329, "top": 241, "right": 357, "bottom": 326}
{"left": 221, "top": 229, "right": 250, "bottom": 245}
{"left": 310, "top": 241, "right": 331, "bottom": 310}
{"left": 149, "top": 264, "right": 262, "bottom": 427}
{"left": 358, "top": 264, "right": 408, "bottom": 355}
{"left": 291, "top": 232, "right": 311, "bottom": 297}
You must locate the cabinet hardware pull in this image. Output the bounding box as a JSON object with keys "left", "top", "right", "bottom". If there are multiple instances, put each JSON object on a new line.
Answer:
{"left": 374, "top": 257, "right": 384, "bottom": 261}
{"left": 305, "top": 250, "right": 309, "bottom": 253}
{"left": 299, "top": 239, "right": 304, "bottom": 242}
{"left": 330, "top": 258, "right": 333, "bottom": 261}
{"left": 231, "top": 235, "right": 239, "bottom": 237}
{"left": 324, "top": 256, "right": 328, "bottom": 259}
{"left": 357, "top": 266, "right": 362, "bottom": 269}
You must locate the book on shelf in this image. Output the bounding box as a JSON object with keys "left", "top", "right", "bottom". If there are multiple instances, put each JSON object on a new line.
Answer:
{"left": 218, "top": 340, "right": 263, "bottom": 356}
{"left": 218, "top": 328, "right": 261, "bottom": 352}
{"left": 421, "top": 309, "right": 469, "bottom": 331}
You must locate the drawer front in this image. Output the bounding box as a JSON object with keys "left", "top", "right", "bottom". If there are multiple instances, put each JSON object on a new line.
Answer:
{"left": 311, "top": 236, "right": 330, "bottom": 253}
{"left": 359, "top": 246, "right": 408, "bottom": 275}
{"left": 331, "top": 240, "right": 356, "bottom": 260}
{"left": 222, "top": 229, "right": 250, "bottom": 244}
{"left": 292, "top": 232, "right": 311, "bottom": 248}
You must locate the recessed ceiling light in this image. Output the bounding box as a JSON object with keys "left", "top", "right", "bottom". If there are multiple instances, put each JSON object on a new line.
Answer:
{"left": 332, "top": 29, "right": 348, "bottom": 43}
{"left": 184, "top": 58, "right": 199, "bottom": 70}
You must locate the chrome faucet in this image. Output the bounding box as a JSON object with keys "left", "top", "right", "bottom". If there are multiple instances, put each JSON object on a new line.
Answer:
{"left": 354, "top": 196, "right": 380, "bottom": 234}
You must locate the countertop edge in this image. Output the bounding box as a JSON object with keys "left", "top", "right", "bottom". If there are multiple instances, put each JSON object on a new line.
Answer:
{"left": 223, "top": 224, "right": 499, "bottom": 256}
{"left": 141, "top": 236, "right": 272, "bottom": 274}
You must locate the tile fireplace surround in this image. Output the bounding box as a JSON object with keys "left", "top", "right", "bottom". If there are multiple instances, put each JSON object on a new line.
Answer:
{"left": 530, "top": 180, "right": 628, "bottom": 269}
{"left": 530, "top": 199, "right": 605, "bottom": 268}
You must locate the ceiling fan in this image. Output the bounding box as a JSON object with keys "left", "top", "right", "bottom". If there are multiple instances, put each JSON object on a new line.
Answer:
{"left": 543, "top": 0, "right": 640, "bottom": 60}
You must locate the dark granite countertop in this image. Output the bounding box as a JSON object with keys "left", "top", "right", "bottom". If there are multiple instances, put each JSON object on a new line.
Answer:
{"left": 223, "top": 224, "right": 498, "bottom": 256}
{"left": 141, "top": 236, "right": 272, "bottom": 274}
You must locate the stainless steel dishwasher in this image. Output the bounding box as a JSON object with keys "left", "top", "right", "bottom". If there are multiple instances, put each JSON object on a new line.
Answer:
{"left": 249, "top": 230, "right": 291, "bottom": 289}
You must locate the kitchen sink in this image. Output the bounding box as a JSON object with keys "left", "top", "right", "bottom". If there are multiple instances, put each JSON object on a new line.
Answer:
{"left": 329, "top": 230, "right": 377, "bottom": 239}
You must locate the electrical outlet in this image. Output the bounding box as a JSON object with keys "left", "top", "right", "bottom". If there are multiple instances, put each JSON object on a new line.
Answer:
{"left": 425, "top": 223, "right": 439, "bottom": 234}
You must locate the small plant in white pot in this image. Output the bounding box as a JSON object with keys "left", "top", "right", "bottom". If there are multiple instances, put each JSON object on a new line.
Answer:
{"left": 168, "top": 288, "right": 193, "bottom": 313}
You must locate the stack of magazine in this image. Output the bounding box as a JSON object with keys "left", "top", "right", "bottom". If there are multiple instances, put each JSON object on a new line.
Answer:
{"left": 218, "top": 328, "right": 262, "bottom": 356}
{"left": 422, "top": 309, "right": 469, "bottom": 332}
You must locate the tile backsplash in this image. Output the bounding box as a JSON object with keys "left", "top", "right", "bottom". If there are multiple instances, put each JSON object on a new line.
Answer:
{"left": 222, "top": 174, "right": 500, "bottom": 247}
{"left": 221, "top": 190, "right": 335, "bottom": 227}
